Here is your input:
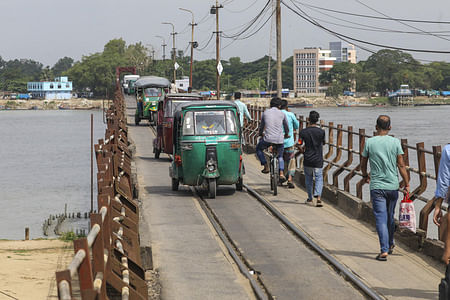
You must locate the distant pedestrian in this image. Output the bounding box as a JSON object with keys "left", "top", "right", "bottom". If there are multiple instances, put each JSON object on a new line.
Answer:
{"left": 170, "top": 80, "right": 177, "bottom": 93}
{"left": 280, "top": 100, "right": 299, "bottom": 188}
{"left": 361, "top": 115, "right": 410, "bottom": 261}
{"left": 298, "top": 111, "right": 325, "bottom": 206}
{"left": 233, "top": 92, "right": 252, "bottom": 129}
{"left": 432, "top": 144, "right": 450, "bottom": 264}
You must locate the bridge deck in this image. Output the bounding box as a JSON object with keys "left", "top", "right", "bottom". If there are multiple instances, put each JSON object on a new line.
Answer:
{"left": 126, "top": 95, "right": 442, "bottom": 299}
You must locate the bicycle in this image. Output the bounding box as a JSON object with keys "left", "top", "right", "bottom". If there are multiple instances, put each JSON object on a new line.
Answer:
{"left": 267, "top": 144, "right": 280, "bottom": 196}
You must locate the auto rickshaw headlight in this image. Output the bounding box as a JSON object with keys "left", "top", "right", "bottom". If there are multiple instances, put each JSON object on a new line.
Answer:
{"left": 207, "top": 159, "right": 216, "bottom": 172}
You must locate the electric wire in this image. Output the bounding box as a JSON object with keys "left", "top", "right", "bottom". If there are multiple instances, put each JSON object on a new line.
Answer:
{"left": 283, "top": 0, "right": 450, "bottom": 54}
{"left": 354, "top": 0, "right": 450, "bottom": 42}
{"left": 196, "top": 33, "right": 215, "bottom": 51}
{"left": 221, "top": 0, "right": 272, "bottom": 39}
{"left": 294, "top": 1, "right": 450, "bottom": 37}
{"left": 223, "top": 0, "right": 260, "bottom": 13}
{"left": 294, "top": 0, "right": 450, "bottom": 24}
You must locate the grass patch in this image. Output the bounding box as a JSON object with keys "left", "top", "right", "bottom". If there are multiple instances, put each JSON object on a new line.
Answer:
{"left": 368, "top": 97, "right": 389, "bottom": 104}
{"left": 59, "top": 231, "right": 84, "bottom": 242}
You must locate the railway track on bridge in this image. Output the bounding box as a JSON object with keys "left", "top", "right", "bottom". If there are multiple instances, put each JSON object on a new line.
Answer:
{"left": 146, "top": 123, "right": 383, "bottom": 300}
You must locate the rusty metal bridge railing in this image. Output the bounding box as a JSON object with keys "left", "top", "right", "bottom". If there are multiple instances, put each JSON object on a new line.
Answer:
{"left": 242, "top": 105, "right": 444, "bottom": 241}
{"left": 55, "top": 88, "right": 148, "bottom": 300}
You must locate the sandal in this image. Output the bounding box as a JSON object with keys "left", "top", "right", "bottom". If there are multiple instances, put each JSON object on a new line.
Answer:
{"left": 279, "top": 175, "right": 287, "bottom": 184}
{"left": 287, "top": 182, "right": 295, "bottom": 189}
{"left": 376, "top": 253, "right": 388, "bottom": 261}
{"left": 388, "top": 245, "right": 395, "bottom": 255}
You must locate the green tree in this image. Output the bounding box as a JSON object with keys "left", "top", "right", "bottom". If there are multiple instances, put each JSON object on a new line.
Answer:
{"left": 52, "top": 57, "right": 74, "bottom": 77}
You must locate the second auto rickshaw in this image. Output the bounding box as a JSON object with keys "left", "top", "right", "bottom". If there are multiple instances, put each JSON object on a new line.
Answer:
{"left": 134, "top": 76, "right": 170, "bottom": 125}
{"left": 153, "top": 93, "right": 204, "bottom": 158}
{"left": 170, "top": 101, "right": 243, "bottom": 198}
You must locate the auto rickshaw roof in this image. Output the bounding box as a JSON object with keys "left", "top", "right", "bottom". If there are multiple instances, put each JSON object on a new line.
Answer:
{"left": 179, "top": 100, "right": 238, "bottom": 110}
{"left": 166, "top": 93, "right": 204, "bottom": 100}
{"left": 134, "top": 76, "right": 171, "bottom": 88}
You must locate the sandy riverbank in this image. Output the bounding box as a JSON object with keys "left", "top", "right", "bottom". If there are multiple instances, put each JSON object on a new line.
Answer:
{"left": 0, "top": 239, "right": 73, "bottom": 299}
{"left": 0, "top": 98, "right": 106, "bottom": 110}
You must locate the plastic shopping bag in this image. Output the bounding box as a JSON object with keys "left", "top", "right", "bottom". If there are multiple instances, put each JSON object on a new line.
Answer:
{"left": 398, "top": 192, "right": 416, "bottom": 233}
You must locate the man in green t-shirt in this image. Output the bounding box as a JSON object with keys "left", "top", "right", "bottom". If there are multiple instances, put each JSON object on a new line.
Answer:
{"left": 361, "top": 115, "right": 410, "bottom": 261}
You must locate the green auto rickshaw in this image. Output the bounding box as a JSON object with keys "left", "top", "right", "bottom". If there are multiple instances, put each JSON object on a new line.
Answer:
{"left": 128, "top": 79, "right": 137, "bottom": 95}
{"left": 134, "top": 76, "right": 170, "bottom": 125}
{"left": 170, "top": 101, "right": 244, "bottom": 198}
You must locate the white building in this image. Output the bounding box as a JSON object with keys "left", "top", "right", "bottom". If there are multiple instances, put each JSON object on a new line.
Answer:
{"left": 293, "top": 48, "right": 337, "bottom": 94}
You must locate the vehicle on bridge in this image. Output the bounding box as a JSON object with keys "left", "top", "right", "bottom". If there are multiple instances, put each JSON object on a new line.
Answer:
{"left": 127, "top": 79, "right": 138, "bottom": 95}
{"left": 153, "top": 93, "right": 204, "bottom": 159}
{"left": 134, "top": 76, "right": 170, "bottom": 125}
{"left": 170, "top": 101, "right": 244, "bottom": 198}
{"left": 123, "top": 74, "right": 140, "bottom": 94}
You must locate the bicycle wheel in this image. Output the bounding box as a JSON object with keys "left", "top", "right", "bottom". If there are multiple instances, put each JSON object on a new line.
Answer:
{"left": 269, "top": 156, "right": 274, "bottom": 191}
{"left": 273, "top": 156, "right": 279, "bottom": 196}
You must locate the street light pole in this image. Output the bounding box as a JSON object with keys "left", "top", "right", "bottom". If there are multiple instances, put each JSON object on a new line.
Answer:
{"left": 211, "top": 1, "right": 223, "bottom": 100}
{"left": 162, "top": 22, "right": 177, "bottom": 83}
{"left": 155, "top": 35, "right": 167, "bottom": 61}
{"left": 179, "top": 8, "right": 196, "bottom": 90}
{"left": 276, "top": 0, "right": 282, "bottom": 98}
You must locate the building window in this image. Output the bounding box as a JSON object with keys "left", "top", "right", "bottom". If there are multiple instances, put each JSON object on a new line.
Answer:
{"left": 66, "top": 83, "right": 70, "bottom": 88}
{"left": 58, "top": 84, "right": 61, "bottom": 89}
{"left": 50, "top": 84, "right": 54, "bottom": 89}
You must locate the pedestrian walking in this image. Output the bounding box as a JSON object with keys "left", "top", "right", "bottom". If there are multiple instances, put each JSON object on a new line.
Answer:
{"left": 280, "top": 100, "right": 299, "bottom": 188}
{"left": 361, "top": 115, "right": 410, "bottom": 261}
{"left": 432, "top": 144, "right": 450, "bottom": 264}
{"left": 233, "top": 92, "right": 252, "bottom": 129}
{"left": 298, "top": 111, "right": 325, "bottom": 206}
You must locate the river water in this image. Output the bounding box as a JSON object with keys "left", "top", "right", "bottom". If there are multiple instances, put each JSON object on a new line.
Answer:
{"left": 0, "top": 110, "right": 106, "bottom": 240}
{"left": 1, "top": 106, "right": 449, "bottom": 240}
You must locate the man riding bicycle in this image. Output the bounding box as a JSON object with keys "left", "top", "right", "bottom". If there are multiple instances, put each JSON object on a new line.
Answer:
{"left": 256, "top": 97, "right": 290, "bottom": 182}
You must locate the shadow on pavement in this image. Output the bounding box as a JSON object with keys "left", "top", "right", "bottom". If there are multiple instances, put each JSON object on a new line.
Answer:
{"left": 138, "top": 156, "right": 171, "bottom": 163}
{"left": 373, "top": 287, "right": 437, "bottom": 299}
{"left": 144, "top": 185, "right": 192, "bottom": 197}
{"left": 327, "top": 249, "right": 377, "bottom": 260}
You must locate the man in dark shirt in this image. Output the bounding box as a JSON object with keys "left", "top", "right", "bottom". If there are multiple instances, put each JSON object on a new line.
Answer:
{"left": 299, "top": 111, "right": 325, "bottom": 207}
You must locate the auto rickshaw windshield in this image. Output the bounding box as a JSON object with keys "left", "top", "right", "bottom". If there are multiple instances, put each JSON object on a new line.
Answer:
{"left": 144, "top": 87, "right": 161, "bottom": 97}
{"left": 182, "top": 110, "right": 237, "bottom": 136}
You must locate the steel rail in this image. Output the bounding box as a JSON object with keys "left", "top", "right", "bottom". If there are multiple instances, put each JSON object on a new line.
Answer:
{"left": 191, "top": 187, "right": 270, "bottom": 300}
{"left": 244, "top": 183, "right": 384, "bottom": 300}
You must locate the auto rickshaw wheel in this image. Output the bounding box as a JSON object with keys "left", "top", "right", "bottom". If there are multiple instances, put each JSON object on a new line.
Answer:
{"left": 171, "top": 178, "right": 179, "bottom": 191}
{"left": 208, "top": 179, "right": 216, "bottom": 199}
{"left": 236, "top": 177, "right": 243, "bottom": 191}
{"left": 135, "top": 114, "right": 140, "bottom": 126}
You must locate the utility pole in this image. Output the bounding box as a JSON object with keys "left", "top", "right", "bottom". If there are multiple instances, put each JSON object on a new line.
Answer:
{"left": 180, "top": 8, "right": 197, "bottom": 90}
{"left": 155, "top": 35, "right": 167, "bottom": 61}
{"left": 162, "top": 22, "right": 177, "bottom": 83}
{"left": 276, "top": 0, "right": 282, "bottom": 98}
{"left": 211, "top": 1, "right": 223, "bottom": 100}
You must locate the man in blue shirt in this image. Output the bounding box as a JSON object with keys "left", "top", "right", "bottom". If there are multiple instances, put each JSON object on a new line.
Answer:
{"left": 233, "top": 92, "right": 252, "bottom": 128}
{"left": 280, "top": 100, "right": 299, "bottom": 188}
{"left": 432, "top": 144, "right": 450, "bottom": 263}
{"left": 256, "top": 97, "right": 289, "bottom": 178}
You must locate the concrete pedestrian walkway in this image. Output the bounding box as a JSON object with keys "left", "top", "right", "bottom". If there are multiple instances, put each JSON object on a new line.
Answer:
{"left": 243, "top": 152, "right": 442, "bottom": 300}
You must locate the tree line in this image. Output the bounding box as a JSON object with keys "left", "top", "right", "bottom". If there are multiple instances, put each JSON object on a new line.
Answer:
{"left": 1, "top": 39, "right": 450, "bottom": 98}
{"left": 320, "top": 49, "right": 450, "bottom": 97}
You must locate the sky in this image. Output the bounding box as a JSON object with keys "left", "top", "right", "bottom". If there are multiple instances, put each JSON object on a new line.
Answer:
{"left": 2, "top": 0, "right": 450, "bottom": 66}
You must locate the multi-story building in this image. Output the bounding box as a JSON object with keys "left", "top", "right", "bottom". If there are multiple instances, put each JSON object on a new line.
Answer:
{"left": 329, "top": 42, "right": 357, "bottom": 63}
{"left": 293, "top": 48, "right": 336, "bottom": 94}
{"left": 27, "top": 76, "right": 73, "bottom": 100}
